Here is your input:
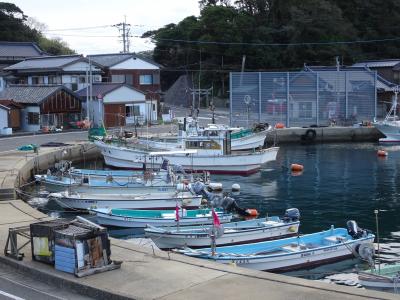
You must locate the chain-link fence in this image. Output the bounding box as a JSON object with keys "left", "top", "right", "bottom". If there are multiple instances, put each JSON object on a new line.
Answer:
{"left": 230, "top": 70, "right": 377, "bottom": 127}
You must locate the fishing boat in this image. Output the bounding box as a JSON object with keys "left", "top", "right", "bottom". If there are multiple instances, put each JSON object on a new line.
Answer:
{"left": 358, "top": 263, "right": 400, "bottom": 290}
{"left": 144, "top": 208, "right": 300, "bottom": 249}
{"left": 48, "top": 190, "right": 203, "bottom": 210}
{"left": 176, "top": 221, "right": 375, "bottom": 272}
{"left": 92, "top": 208, "right": 233, "bottom": 228}
{"left": 94, "top": 123, "right": 279, "bottom": 175}
{"left": 138, "top": 118, "right": 271, "bottom": 151}
{"left": 374, "top": 87, "right": 400, "bottom": 142}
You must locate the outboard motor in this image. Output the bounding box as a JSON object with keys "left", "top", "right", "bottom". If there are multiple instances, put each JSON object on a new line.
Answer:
{"left": 282, "top": 208, "right": 300, "bottom": 222}
{"left": 346, "top": 220, "right": 365, "bottom": 239}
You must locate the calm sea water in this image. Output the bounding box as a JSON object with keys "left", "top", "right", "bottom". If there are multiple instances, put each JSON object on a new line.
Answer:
{"left": 26, "top": 142, "right": 400, "bottom": 284}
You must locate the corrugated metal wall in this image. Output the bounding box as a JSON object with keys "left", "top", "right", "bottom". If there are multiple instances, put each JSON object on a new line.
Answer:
{"left": 230, "top": 70, "right": 376, "bottom": 127}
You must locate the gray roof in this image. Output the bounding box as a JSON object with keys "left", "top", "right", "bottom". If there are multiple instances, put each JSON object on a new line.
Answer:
{"left": 0, "top": 41, "right": 45, "bottom": 59}
{"left": 4, "top": 55, "right": 84, "bottom": 71}
{"left": 0, "top": 85, "right": 77, "bottom": 104}
{"left": 352, "top": 60, "right": 400, "bottom": 68}
{"left": 88, "top": 53, "right": 133, "bottom": 68}
{"left": 88, "top": 53, "right": 162, "bottom": 68}
{"left": 76, "top": 83, "right": 144, "bottom": 98}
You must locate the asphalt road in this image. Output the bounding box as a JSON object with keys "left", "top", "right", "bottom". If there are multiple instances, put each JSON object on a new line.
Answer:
{"left": 0, "top": 106, "right": 230, "bottom": 153}
{"left": 0, "top": 262, "right": 93, "bottom": 300}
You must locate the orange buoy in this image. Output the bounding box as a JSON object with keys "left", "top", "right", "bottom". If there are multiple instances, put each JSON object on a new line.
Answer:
{"left": 275, "top": 123, "right": 285, "bottom": 129}
{"left": 245, "top": 208, "right": 259, "bottom": 217}
{"left": 291, "top": 164, "right": 304, "bottom": 172}
{"left": 291, "top": 170, "right": 303, "bottom": 177}
{"left": 377, "top": 150, "right": 388, "bottom": 157}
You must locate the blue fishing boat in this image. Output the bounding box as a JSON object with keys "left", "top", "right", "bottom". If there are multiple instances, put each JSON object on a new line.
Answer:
{"left": 177, "top": 221, "right": 375, "bottom": 272}
{"left": 92, "top": 208, "right": 232, "bottom": 228}
{"left": 144, "top": 208, "right": 300, "bottom": 249}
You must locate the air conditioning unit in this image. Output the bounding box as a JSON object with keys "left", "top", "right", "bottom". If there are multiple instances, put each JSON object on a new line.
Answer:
{"left": 94, "top": 75, "right": 102, "bottom": 82}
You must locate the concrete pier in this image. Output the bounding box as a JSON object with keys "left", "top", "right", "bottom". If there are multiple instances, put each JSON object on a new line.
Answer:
{"left": 266, "top": 126, "right": 383, "bottom": 144}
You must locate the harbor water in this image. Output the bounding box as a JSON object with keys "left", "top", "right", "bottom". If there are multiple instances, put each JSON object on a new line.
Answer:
{"left": 27, "top": 142, "right": 400, "bottom": 285}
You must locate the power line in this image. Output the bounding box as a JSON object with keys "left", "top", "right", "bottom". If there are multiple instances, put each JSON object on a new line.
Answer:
{"left": 45, "top": 33, "right": 120, "bottom": 38}
{"left": 154, "top": 36, "right": 400, "bottom": 47}
{"left": 43, "top": 25, "right": 113, "bottom": 32}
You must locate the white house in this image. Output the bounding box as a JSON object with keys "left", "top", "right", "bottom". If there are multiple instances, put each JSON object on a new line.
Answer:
{"left": 4, "top": 55, "right": 102, "bottom": 92}
{"left": 76, "top": 83, "right": 156, "bottom": 128}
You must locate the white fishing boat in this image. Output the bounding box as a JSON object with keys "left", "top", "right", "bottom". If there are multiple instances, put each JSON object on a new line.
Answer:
{"left": 177, "top": 221, "right": 375, "bottom": 272}
{"left": 92, "top": 208, "right": 233, "bottom": 228}
{"left": 144, "top": 208, "right": 300, "bottom": 249}
{"left": 95, "top": 124, "right": 279, "bottom": 175}
{"left": 374, "top": 86, "right": 400, "bottom": 142}
{"left": 138, "top": 119, "right": 271, "bottom": 151}
{"left": 358, "top": 263, "right": 400, "bottom": 290}
{"left": 48, "top": 190, "right": 203, "bottom": 210}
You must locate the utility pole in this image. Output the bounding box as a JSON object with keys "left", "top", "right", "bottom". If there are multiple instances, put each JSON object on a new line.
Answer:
{"left": 113, "top": 16, "right": 131, "bottom": 53}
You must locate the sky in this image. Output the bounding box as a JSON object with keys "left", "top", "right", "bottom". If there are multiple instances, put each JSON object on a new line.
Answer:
{"left": 7, "top": 0, "right": 200, "bottom": 54}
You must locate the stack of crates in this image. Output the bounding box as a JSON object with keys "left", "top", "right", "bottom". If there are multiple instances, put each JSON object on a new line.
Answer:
{"left": 30, "top": 220, "right": 70, "bottom": 264}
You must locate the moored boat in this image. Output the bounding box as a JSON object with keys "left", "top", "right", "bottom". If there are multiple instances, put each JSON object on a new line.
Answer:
{"left": 374, "top": 87, "right": 400, "bottom": 143}
{"left": 92, "top": 208, "right": 233, "bottom": 228}
{"left": 176, "top": 222, "right": 375, "bottom": 272}
{"left": 49, "top": 190, "right": 203, "bottom": 210}
{"left": 144, "top": 208, "right": 300, "bottom": 249}
{"left": 358, "top": 263, "right": 400, "bottom": 290}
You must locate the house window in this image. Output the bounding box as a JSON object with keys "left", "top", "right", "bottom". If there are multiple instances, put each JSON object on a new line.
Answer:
{"left": 298, "top": 102, "right": 313, "bottom": 119}
{"left": 71, "top": 76, "right": 78, "bottom": 91}
{"left": 139, "top": 75, "right": 153, "bottom": 85}
{"left": 48, "top": 75, "right": 61, "bottom": 84}
{"left": 111, "top": 74, "right": 125, "bottom": 83}
{"left": 126, "top": 105, "right": 141, "bottom": 117}
{"left": 32, "top": 76, "right": 44, "bottom": 85}
{"left": 27, "top": 112, "right": 39, "bottom": 125}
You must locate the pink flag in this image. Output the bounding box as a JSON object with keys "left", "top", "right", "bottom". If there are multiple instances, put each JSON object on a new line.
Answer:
{"left": 175, "top": 204, "right": 180, "bottom": 222}
{"left": 212, "top": 209, "right": 221, "bottom": 227}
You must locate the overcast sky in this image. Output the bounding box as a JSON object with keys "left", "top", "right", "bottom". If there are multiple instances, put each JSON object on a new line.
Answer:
{"left": 7, "top": 0, "right": 200, "bottom": 54}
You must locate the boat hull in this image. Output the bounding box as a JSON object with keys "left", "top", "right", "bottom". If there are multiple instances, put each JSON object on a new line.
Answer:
{"left": 145, "top": 221, "right": 299, "bottom": 249}
{"left": 95, "top": 141, "right": 279, "bottom": 175}
{"left": 51, "top": 193, "right": 202, "bottom": 210}
{"left": 374, "top": 122, "right": 400, "bottom": 142}
{"left": 95, "top": 210, "right": 233, "bottom": 228}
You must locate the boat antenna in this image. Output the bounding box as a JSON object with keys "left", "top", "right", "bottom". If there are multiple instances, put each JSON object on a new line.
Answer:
{"left": 374, "top": 209, "right": 381, "bottom": 273}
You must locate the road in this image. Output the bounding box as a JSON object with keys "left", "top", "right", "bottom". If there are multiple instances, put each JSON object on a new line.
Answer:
{"left": 0, "top": 106, "right": 230, "bottom": 152}
{"left": 0, "top": 262, "right": 93, "bottom": 300}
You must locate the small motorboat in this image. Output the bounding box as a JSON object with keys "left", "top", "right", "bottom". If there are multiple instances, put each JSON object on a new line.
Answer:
{"left": 358, "top": 263, "right": 400, "bottom": 290}
{"left": 176, "top": 221, "right": 375, "bottom": 272}
{"left": 144, "top": 208, "right": 300, "bottom": 249}
{"left": 92, "top": 208, "right": 233, "bottom": 228}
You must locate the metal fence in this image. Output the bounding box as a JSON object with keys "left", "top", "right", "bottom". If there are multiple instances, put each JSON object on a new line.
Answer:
{"left": 230, "top": 70, "right": 377, "bottom": 127}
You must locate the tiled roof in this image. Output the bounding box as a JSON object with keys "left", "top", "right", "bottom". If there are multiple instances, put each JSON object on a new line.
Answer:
{"left": 76, "top": 83, "right": 144, "bottom": 98}
{"left": 0, "top": 85, "right": 76, "bottom": 104}
{"left": 4, "top": 55, "right": 83, "bottom": 71}
{"left": 88, "top": 53, "right": 132, "bottom": 68}
{"left": 88, "top": 53, "right": 162, "bottom": 68}
{"left": 0, "top": 41, "right": 45, "bottom": 58}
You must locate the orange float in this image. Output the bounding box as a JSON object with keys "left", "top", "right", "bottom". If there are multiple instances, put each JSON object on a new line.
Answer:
{"left": 377, "top": 150, "right": 388, "bottom": 157}
{"left": 275, "top": 123, "right": 285, "bottom": 129}
{"left": 291, "top": 164, "right": 304, "bottom": 172}
{"left": 245, "top": 208, "right": 259, "bottom": 217}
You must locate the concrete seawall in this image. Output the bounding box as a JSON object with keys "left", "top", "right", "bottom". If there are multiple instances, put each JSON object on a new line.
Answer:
{"left": 266, "top": 126, "right": 383, "bottom": 144}
{"left": 0, "top": 142, "right": 100, "bottom": 199}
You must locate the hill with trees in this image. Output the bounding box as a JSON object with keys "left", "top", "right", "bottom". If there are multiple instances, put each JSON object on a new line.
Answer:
{"left": 144, "top": 0, "right": 400, "bottom": 96}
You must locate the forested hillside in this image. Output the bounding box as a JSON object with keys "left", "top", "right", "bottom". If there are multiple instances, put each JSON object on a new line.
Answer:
{"left": 0, "top": 2, "right": 74, "bottom": 55}
{"left": 144, "top": 0, "right": 400, "bottom": 94}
